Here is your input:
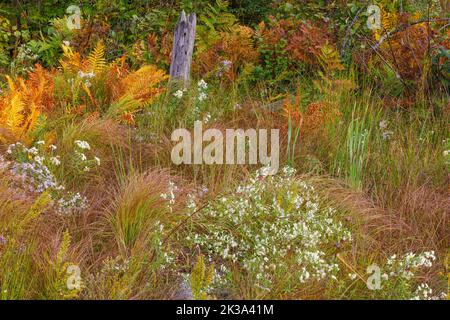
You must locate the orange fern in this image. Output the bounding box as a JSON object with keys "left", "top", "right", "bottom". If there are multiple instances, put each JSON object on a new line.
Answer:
{"left": 113, "top": 65, "right": 168, "bottom": 104}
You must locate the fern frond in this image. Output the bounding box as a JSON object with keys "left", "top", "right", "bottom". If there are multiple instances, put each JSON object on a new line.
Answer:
{"left": 196, "top": 0, "right": 238, "bottom": 52}
{"left": 60, "top": 45, "right": 86, "bottom": 72}
{"left": 87, "top": 42, "right": 106, "bottom": 74}
{"left": 381, "top": 7, "right": 398, "bottom": 32}
{"left": 82, "top": 83, "right": 99, "bottom": 111}
{"left": 115, "top": 65, "right": 167, "bottom": 104}
{"left": 21, "top": 104, "right": 40, "bottom": 140}
{"left": 5, "top": 75, "right": 15, "bottom": 91}
{"left": 6, "top": 93, "right": 25, "bottom": 135}
{"left": 106, "top": 94, "right": 141, "bottom": 119}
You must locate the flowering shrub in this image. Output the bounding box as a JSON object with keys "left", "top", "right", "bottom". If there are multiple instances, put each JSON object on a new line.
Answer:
{"left": 197, "top": 79, "right": 208, "bottom": 102}
{"left": 6, "top": 141, "right": 64, "bottom": 193}
{"left": 381, "top": 251, "right": 445, "bottom": 300}
{"left": 345, "top": 251, "right": 447, "bottom": 300}
{"left": 3, "top": 140, "right": 97, "bottom": 214}
{"left": 187, "top": 167, "right": 352, "bottom": 297}
{"left": 412, "top": 283, "right": 446, "bottom": 300}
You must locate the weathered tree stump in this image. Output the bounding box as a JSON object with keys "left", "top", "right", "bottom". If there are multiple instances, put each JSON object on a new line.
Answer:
{"left": 169, "top": 11, "right": 196, "bottom": 88}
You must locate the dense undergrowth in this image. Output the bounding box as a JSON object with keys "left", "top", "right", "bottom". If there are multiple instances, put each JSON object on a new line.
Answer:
{"left": 0, "top": 0, "right": 449, "bottom": 300}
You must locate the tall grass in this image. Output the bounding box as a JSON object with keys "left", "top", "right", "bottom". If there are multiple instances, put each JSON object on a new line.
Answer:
{"left": 331, "top": 104, "right": 374, "bottom": 190}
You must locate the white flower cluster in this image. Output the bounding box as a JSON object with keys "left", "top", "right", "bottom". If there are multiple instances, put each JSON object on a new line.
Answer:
{"left": 379, "top": 120, "right": 393, "bottom": 140}
{"left": 411, "top": 283, "right": 447, "bottom": 300}
{"left": 0, "top": 155, "right": 9, "bottom": 171}
{"left": 4, "top": 141, "right": 89, "bottom": 215}
{"left": 74, "top": 140, "right": 91, "bottom": 150}
{"left": 186, "top": 193, "right": 197, "bottom": 211}
{"left": 11, "top": 161, "right": 60, "bottom": 193}
{"left": 385, "top": 251, "right": 436, "bottom": 280}
{"left": 217, "top": 60, "right": 232, "bottom": 77}
{"left": 16, "top": 44, "right": 39, "bottom": 62}
{"left": 174, "top": 89, "right": 184, "bottom": 99}
{"left": 73, "top": 140, "right": 100, "bottom": 172}
{"left": 189, "top": 79, "right": 209, "bottom": 120}
{"left": 187, "top": 167, "right": 352, "bottom": 291}
{"left": 152, "top": 220, "right": 176, "bottom": 270}
{"left": 443, "top": 139, "right": 450, "bottom": 165}
{"left": 197, "top": 79, "right": 208, "bottom": 102}
{"left": 77, "top": 71, "right": 95, "bottom": 87}
{"left": 203, "top": 112, "right": 211, "bottom": 124}
{"left": 14, "top": 44, "right": 39, "bottom": 73}
{"left": 374, "top": 251, "right": 446, "bottom": 300}
{"left": 7, "top": 142, "right": 63, "bottom": 193}
{"left": 100, "top": 256, "right": 130, "bottom": 274}
{"left": 160, "top": 181, "right": 178, "bottom": 213}
{"left": 56, "top": 192, "right": 88, "bottom": 215}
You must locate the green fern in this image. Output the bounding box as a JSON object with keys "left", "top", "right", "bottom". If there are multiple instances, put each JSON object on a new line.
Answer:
{"left": 196, "top": 0, "right": 237, "bottom": 53}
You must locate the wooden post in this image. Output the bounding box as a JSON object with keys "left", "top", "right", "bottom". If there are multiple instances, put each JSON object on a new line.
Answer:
{"left": 169, "top": 11, "right": 196, "bottom": 88}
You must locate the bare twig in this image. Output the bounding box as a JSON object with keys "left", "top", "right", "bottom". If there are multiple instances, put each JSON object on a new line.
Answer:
{"left": 341, "top": 2, "right": 369, "bottom": 57}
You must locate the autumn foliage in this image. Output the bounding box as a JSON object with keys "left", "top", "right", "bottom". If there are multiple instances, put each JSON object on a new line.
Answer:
{"left": 257, "top": 17, "right": 332, "bottom": 69}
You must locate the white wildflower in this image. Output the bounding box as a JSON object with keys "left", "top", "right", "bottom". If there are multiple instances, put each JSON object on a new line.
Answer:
{"left": 348, "top": 273, "right": 358, "bottom": 280}
{"left": 28, "top": 147, "right": 38, "bottom": 155}
{"left": 50, "top": 156, "right": 61, "bottom": 166}
{"left": 198, "top": 92, "right": 207, "bottom": 102}
{"left": 379, "top": 120, "right": 388, "bottom": 129}
{"left": 197, "top": 79, "right": 208, "bottom": 90}
{"left": 76, "top": 152, "right": 87, "bottom": 161}
{"left": 74, "top": 140, "right": 91, "bottom": 150}
{"left": 174, "top": 90, "right": 184, "bottom": 99}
